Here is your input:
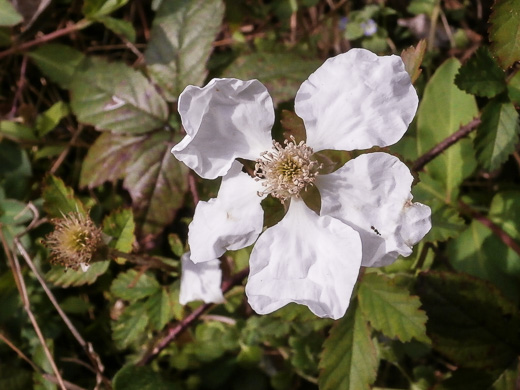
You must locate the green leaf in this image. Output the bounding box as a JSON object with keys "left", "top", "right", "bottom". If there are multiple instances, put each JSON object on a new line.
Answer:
{"left": 416, "top": 58, "right": 478, "bottom": 202}
{"left": 454, "top": 47, "right": 506, "bottom": 98}
{"left": 447, "top": 191, "right": 520, "bottom": 302}
{"left": 29, "top": 44, "right": 86, "bottom": 89}
{"left": 167, "top": 234, "right": 184, "bottom": 257}
{"left": 145, "top": 0, "right": 225, "bottom": 101}
{"left": 112, "top": 301, "right": 149, "bottom": 348}
{"left": 421, "top": 199, "right": 466, "bottom": 242}
{"left": 146, "top": 287, "right": 174, "bottom": 331}
{"left": 80, "top": 131, "right": 189, "bottom": 236}
{"left": 319, "top": 300, "right": 378, "bottom": 390}
{"left": 289, "top": 333, "right": 322, "bottom": 376}
{"left": 401, "top": 40, "right": 426, "bottom": 84}
{"left": 113, "top": 365, "right": 176, "bottom": 390}
{"left": 45, "top": 261, "right": 110, "bottom": 287}
{"left": 507, "top": 71, "right": 520, "bottom": 104}
{"left": 0, "top": 120, "right": 37, "bottom": 141}
{"left": 223, "top": 51, "right": 321, "bottom": 105}
{"left": 70, "top": 58, "right": 168, "bottom": 134}
{"left": 0, "top": 193, "right": 33, "bottom": 249}
{"left": 489, "top": 0, "right": 520, "bottom": 69}
{"left": 36, "top": 101, "right": 70, "bottom": 137}
{"left": 192, "top": 321, "right": 240, "bottom": 361}
{"left": 83, "top": 0, "right": 129, "bottom": 18}
{"left": 0, "top": 0, "right": 23, "bottom": 26}
{"left": 358, "top": 273, "right": 429, "bottom": 343}
{"left": 110, "top": 269, "right": 160, "bottom": 301}
{"left": 416, "top": 271, "right": 520, "bottom": 369}
{"left": 102, "top": 208, "right": 135, "bottom": 255}
{"left": 95, "top": 16, "right": 136, "bottom": 42}
{"left": 475, "top": 99, "right": 519, "bottom": 171}
{"left": 491, "top": 360, "right": 520, "bottom": 390}
{"left": 42, "top": 175, "right": 86, "bottom": 218}
{"left": 406, "top": 0, "right": 435, "bottom": 15}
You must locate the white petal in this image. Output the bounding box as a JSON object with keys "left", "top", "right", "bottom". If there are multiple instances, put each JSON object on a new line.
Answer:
{"left": 79, "top": 263, "right": 90, "bottom": 272}
{"left": 179, "top": 252, "right": 224, "bottom": 305}
{"left": 245, "top": 197, "right": 362, "bottom": 320}
{"left": 188, "top": 161, "right": 265, "bottom": 263}
{"left": 316, "top": 152, "right": 432, "bottom": 267}
{"left": 172, "top": 78, "right": 274, "bottom": 179}
{"left": 295, "top": 49, "right": 418, "bottom": 152}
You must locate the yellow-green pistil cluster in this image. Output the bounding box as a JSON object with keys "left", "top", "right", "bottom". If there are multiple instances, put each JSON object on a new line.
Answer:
{"left": 45, "top": 212, "right": 103, "bottom": 270}
{"left": 255, "top": 136, "right": 321, "bottom": 202}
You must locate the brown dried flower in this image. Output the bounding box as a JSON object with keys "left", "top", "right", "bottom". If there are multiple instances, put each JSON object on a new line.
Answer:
{"left": 45, "top": 212, "right": 105, "bottom": 271}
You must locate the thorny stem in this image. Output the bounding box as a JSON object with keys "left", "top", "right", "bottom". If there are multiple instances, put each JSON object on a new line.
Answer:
{"left": 137, "top": 267, "right": 250, "bottom": 366}
{"left": 459, "top": 201, "right": 520, "bottom": 258}
{"left": 413, "top": 117, "right": 481, "bottom": 172}
{"left": 0, "top": 20, "right": 91, "bottom": 60}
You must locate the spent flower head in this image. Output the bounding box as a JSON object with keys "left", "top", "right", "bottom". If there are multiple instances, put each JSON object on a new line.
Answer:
{"left": 45, "top": 212, "right": 105, "bottom": 271}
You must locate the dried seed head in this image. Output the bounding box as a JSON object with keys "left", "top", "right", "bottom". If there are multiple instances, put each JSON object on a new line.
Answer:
{"left": 254, "top": 136, "right": 321, "bottom": 203}
{"left": 44, "top": 212, "right": 104, "bottom": 271}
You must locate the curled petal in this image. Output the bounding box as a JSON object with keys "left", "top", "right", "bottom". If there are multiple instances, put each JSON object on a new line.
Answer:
{"left": 295, "top": 48, "right": 418, "bottom": 152}
{"left": 246, "top": 198, "right": 362, "bottom": 320}
{"left": 189, "top": 161, "right": 265, "bottom": 263}
{"left": 172, "top": 78, "right": 274, "bottom": 179}
{"left": 179, "top": 252, "right": 224, "bottom": 305}
{"left": 316, "top": 152, "right": 432, "bottom": 267}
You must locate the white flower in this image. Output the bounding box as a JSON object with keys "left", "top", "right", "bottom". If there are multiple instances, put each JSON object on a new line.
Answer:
{"left": 172, "top": 48, "right": 431, "bottom": 320}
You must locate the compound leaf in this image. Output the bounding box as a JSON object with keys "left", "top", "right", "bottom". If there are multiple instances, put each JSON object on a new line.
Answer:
{"left": 358, "top": 273, "right": 429, "bottom": 343}
{"left": 145, "top": 0, "right": 224, "bottom": 101}
{"left": 489, "top": 0, "right": 520, "bottom": 69}
{"left": 319, "top": 300, "right": 378, "bottom": 390}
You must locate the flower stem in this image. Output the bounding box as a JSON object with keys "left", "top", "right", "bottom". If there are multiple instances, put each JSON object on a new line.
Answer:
{"left": 413, "top": 117, "right": 481, "bottom": 172}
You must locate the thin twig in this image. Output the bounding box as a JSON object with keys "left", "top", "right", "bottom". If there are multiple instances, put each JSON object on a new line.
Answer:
{"left": 50, "top": 124, "right": 85, "bottom": 174}
{"left": 15, "top": 238, "right": 110, "bottom": 389}
{"left": 137, "top": 267, "right": 250, "bottom": 366}
{"left": 8, "top": 55, "right": 28, "bottom": 118}
{"left": 459, "top": 201, "right": 520, "bottom": 257}
{"left": 413, "top": 118, "right": 481, "bottom": 172}
{"left": 0, "top": 332, "right": 41, "bottom": 372}
{"left": 0, "top": 229, "right": 67, "bottom": 390}
{"left": 110, "top": 249, "right": 177, "bottom": 273}
{"left": 0, "top": 20, "right": 91, "bottom": 60}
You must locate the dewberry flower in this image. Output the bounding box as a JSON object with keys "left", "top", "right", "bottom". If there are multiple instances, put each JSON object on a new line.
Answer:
{"left": 45, "top": 212, "right": 105, "bottom": 271}
{"left": 172, "top": 48, "right": 431, "bottom": 319}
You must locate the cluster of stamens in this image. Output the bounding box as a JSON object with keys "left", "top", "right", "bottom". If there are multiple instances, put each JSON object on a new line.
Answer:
{"left": 45, "top": 212, "right": 104, "bottom": 271}
{"left": 254, "top": 136, "right": 321, "bottom": 202}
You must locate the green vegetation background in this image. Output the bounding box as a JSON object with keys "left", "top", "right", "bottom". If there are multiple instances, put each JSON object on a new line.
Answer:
{"left": 1, "top": 0, "right": 520, "bottom": 389}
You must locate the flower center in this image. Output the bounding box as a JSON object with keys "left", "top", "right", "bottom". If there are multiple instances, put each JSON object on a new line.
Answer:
{"left": 254, "top": 136, "right": 321, "bottom": 202}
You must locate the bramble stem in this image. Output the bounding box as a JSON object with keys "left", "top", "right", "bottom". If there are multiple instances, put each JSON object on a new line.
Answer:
{"left": 459, "top": 201, "right": 520, "bottom": 257}
{"left": 413, "top": 118, "right": 481, "bottom": 172}
{"left": 0, "top": 20, "right": 91, "bottom": 60}
{"left": 137, "top": 267, "right": 250, "bottom": 366}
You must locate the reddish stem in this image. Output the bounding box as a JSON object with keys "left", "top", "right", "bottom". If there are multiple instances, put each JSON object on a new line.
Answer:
{"left": 459, "top": 200, "right": 520, "bottom": 257}
{"left": 137, "top": 267, "right": 249, "bottom": 366}
{"left": 0, "top": 20, "right": 90, "bottom": 60}
{"left": 413, "top": 118, "right": 481, "bottom": 172}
